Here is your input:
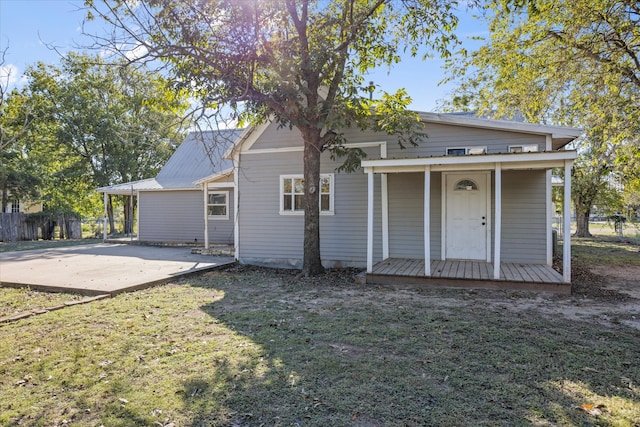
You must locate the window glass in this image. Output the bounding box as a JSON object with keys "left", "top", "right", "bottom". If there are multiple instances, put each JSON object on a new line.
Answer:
{"left": 447, "top": 148, "right": 467, "bottom": 156}
{"left": 281, "top": 175, "right": 333, "bottom": 214}
{"left": 207, "top": 192, "right": 228, "bottom": 218}
{"left": 455, "top": 179, "right": 478, "bottom": 191}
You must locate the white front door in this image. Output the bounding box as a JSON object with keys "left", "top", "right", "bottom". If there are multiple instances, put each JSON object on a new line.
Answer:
{"left": 445, "top": 172, "right": 489, "bottom": 260}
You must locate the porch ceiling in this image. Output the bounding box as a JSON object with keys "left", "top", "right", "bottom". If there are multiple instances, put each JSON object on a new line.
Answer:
{"left": 362, "top": 150, "right": 577, "bottom": 173}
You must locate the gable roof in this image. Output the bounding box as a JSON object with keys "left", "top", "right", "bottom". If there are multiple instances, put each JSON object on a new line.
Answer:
{"left": 417, "top": 113, "right": 582, "bottom": 149}
{"left": 97, "top": 129, "right": 242, "bottom": 194}
{"left": 227, "top": 112, "right": 582, "bottom": 156}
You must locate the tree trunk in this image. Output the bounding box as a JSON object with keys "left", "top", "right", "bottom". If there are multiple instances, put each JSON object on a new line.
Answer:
{"left": 107, "top": 195, "right": 115, "bottom": 234}
{"left": 0, "top": 184, "right": 7, "bottom": 213}
{"left": 301, "top": 129, "right": 324, "bottom": 276}
{"left": 575, "top": 204, "right": 591, "bottom": 237}
{"left": 123, "top": 195, "right": 132, "bottom": 234}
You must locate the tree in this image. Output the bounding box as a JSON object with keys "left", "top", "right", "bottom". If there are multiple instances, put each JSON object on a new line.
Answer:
{"left": 21, "top": 53, "right": 189, "bottom": 230}
{"left": 444, "top": 0, "right": 640, "bottom": 237}
{"left": 86, "top": 0, "right": 461, "bottom": 275}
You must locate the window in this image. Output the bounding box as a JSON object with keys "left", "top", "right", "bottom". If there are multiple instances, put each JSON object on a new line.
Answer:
{"left": 509, "top": 144, "right": 539, "bottom": 153}
{"left": 10, "top": 200, "right": 20, "bottom": 213}
{"left": 280, "top": 174, "right": 334, "bottom": 215}
{"left": 455, "top": 179, "right": 478, "bottom": 191}
{"left": 207, "top": 191, "right": 228, "bottom": 220}
{"left": 446, "top": 147, "right": 487, "bottom": 156}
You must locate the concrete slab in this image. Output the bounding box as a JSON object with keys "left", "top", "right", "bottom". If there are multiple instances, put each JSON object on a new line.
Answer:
{"left": 0, "top": 243, "right": 235, "bottom": 295}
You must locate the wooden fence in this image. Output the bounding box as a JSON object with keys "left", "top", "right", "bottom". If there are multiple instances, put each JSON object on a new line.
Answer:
{"left": 0, "top": 213, "right": 82, "bottom": 242}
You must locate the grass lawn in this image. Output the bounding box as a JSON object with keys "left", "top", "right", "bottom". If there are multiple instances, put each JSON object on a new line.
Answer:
{"left": 0, "top": 238, "right": 639, "bottom": 426}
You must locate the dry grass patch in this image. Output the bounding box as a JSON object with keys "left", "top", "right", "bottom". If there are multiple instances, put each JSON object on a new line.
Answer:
{"left": 1, "top": 265, "right": 638, "bottom": 426}
{"left": 0, "top": 288, "right": 85, "bottom": 319}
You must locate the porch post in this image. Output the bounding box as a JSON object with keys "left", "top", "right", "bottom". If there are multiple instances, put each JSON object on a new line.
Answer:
{"left": 493, "top": 163, "right": 502, "bottom": 280}
{"left": 233, "top": 152, "right": 240, "bottom": 261}
{"left": 424, "top": 166, "right": 431, "bottom": 276}
{"left": 381, "top": 143, "right": 389, "bottom": 260}
{"left": 203, "top": 183, "right": 209, "bottom": 249}
{"left": 367, "top": 170, "right": 374, "bottom": 273}
{"left": 381, "top": 174, "right": 389, "bottom": 259}
{"left": 563, "top": 160, "right": 572, "bottom": 283}
{"left": 103, "top": 192, "right": 108, "bottom": 241}
{"left": 546, "top": 170, "right": 553, "bottom": 266}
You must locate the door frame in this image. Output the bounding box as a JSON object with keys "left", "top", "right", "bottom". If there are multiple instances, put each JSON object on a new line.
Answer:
{"left": 441, "top": 171, "right": 492, "bottom": 262}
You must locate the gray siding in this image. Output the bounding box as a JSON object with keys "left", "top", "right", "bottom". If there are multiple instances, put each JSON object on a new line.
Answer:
{"left": 207, "top": 188, "right": 235, "bottom": 245}
{"left": 138, "top": 190, "right": 235, "bottom": 245}
{"left": 241, "top": 122, "right": 549, "bottom": 267}
{"left": 139, "top": 191, "right": 204, "bottom": 243}
{"left": 500, "top": 170, "right": 547, "bottom": 264}
{"left": 387, "top": 170, "right": 547, "bottom": 264}
{"left": 249, "top": 122, "right": 546, "bottom": 157}
{"left": 238, "top": 148, "right": 382, "bottom": 268}
{"left": 388, "top": 172, "right": 441, "bottom": 259}
{"left": 385, "top": 123, "right": 546, "bottom": 158}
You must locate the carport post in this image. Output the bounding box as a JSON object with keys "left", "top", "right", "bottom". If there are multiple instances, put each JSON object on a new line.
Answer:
{"left": 203, "top": 183, "right": 209, "bottom": 249}
{"left": 103, "top": 192, "right": 108, "bottom": 241}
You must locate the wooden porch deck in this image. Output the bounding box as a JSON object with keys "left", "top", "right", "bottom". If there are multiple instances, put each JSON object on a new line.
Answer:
{"left": 368, "top": 258, "right": 570, "bottom": 294}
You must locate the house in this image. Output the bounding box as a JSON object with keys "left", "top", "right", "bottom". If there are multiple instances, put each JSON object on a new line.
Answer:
{"left": 0, "top": 193, "right": 43, "bottom": 214}
{"left": 97, "top": 130, "right": 241, "bottom": 246}
{"left": 228, "top": 113, "right": 580, "bottom": 292}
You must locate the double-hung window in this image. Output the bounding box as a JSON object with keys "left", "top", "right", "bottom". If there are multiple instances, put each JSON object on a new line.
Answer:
{"left": 207, "top": 191, "right": 228, "bottom": 220}
{"left": 280, "top": 174, "right": 334, "bottom": 215}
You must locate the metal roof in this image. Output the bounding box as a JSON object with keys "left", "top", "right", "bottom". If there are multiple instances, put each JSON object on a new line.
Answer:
{"left": 98, "top": 129, "right": 242, "bottom": 194}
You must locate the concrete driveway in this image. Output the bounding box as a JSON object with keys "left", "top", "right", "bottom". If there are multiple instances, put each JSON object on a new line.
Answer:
{"left": 0, "top": 243, "right": 235, "bottom": 295}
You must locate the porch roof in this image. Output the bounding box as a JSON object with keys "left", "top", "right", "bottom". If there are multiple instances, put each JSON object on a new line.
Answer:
{"left": 362, "top": 150, "right": 577, "bottom": 173}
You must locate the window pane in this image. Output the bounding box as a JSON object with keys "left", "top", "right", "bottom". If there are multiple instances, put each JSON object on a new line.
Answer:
{"left": 294, "top": 178, "right": 304, "bottom": 194}
{"left": 321, "top": 194, "right": 330, "bottom": 211}
{"left": 208, "top": 194, "right": 226, "bottom": 205}
{"left": 320, "top": 177, "right": 330, "bottom": 193}
{"left": 294, "top": 195, "right": 304, "bottom": 210}
{"left": 283, "top": 178, "right": 292, "bottom": 194}
{"left": 447, "top": 148, "right": 466, "bottom": 156}
{"left": 455, "top": 179, "right": 478, "bottom": 191}
{"left": 208, "top": 206, "right": 226, "bottom": 216}
{"left": 284, "top": 195, "right": 292, "bottom": 211}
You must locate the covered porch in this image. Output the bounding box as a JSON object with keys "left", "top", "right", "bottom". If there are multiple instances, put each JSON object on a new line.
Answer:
{"left": 368, "top": 258, "right": 569, "bottom": 293}
{"left": 361, "top": 150, "right": 577, "bottom": 291}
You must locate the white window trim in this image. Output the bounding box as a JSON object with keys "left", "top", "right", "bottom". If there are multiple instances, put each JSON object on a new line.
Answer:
{"left": 279, "top": 174, "right": 335, "bottom": 215}
{"left": 508, "top": 144, "right": 539, "bottom": 153}
{"left": 446, "top": 146, "right": 487, "bottom": 156}
{"left": 207, "top": 190, "right": 229, "bottom": 220}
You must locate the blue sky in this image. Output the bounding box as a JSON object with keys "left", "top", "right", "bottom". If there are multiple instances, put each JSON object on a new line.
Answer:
{"left": 0, "top": 0, "right": 486, "bottom": 112}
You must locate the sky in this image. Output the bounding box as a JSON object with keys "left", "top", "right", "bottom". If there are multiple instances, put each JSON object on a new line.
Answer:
{"left": 0, "top": 0, "right": 487, "bottom": 113}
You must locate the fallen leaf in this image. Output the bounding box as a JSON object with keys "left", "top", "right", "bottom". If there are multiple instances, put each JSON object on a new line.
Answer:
{"left": 577, "top": 403, "right": 606, "bottom": 416}
{"left": 119, "top": 398, "right": 128, "bottom": 404}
